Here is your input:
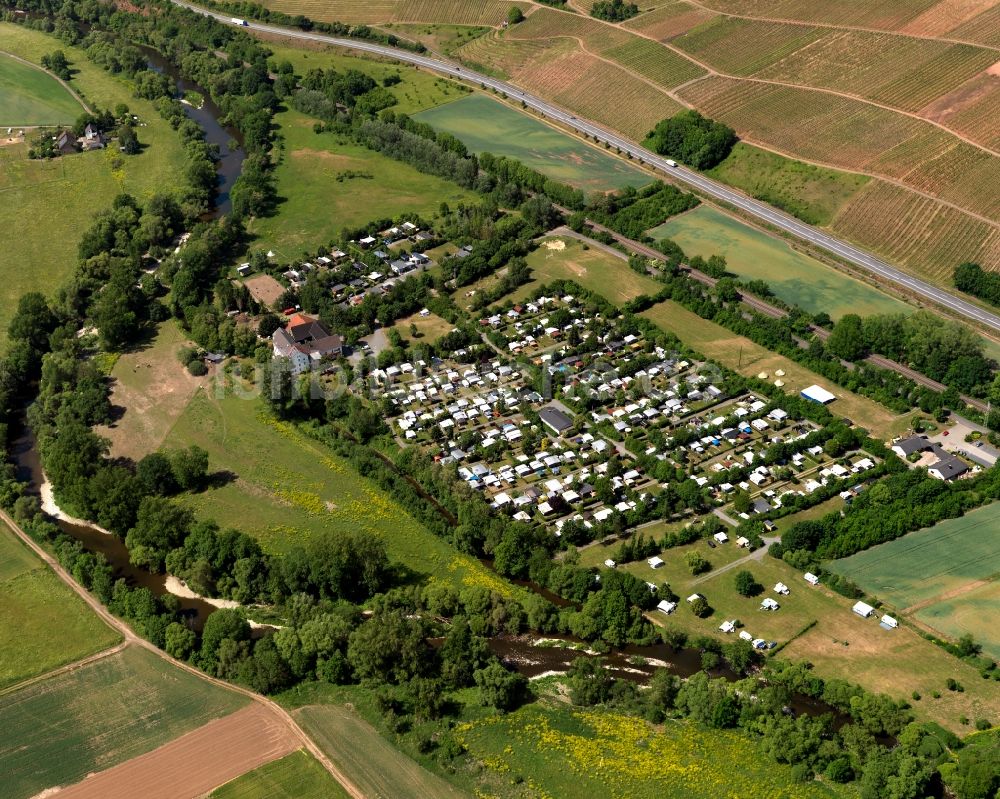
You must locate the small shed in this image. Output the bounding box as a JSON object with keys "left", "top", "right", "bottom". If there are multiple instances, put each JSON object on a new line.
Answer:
{"left": 852, "top": 600, "right": 875, "bottom": 618}
{"left": 880, "top": 614, "right": 898, "bottom": 630}
{"left": 804, "top": 572, "right": 820, "bottom": 586}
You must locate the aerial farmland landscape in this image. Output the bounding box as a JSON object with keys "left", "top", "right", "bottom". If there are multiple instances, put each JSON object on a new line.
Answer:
{"left": 1, "top": 0, "right": 999, "bottom": 796}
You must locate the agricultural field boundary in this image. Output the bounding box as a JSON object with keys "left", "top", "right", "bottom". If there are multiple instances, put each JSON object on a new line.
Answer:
{"left": 0, "top": 508, "right": 365, "bottom": 799}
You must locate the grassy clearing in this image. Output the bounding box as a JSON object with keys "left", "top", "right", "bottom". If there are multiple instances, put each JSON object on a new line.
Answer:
{"left": 0, "top": 526, "right": 120, "bottom": 690}
{"left": 164, "top": 391, "right": 516, "bottom": 595}
{"left": 455, "top": 701, "right": 853, "bottom": 798}
{"left": 295, "top": 704, "right": 469, "bottom": 799}
{"left": 0, "top": 645, "right": 248, "bottom": 799}
{"left": 96, "top": 320, "right": 208, "bottom": 461}
{"left": 650, "top": 204, "right": 911, "bottom": 319}
{"left": 250, "top": 109, "right": 475, "bottom": 257}
{"left": 264, "top": 40, "right": 467, "bottom": 115}
{"left": 414, "top": 94, "right": 652, "bottom": 192}
{"left": 639, "top": 300, "right": 904, "bottom": 439}
{"left": 0, "top": 51, "right": 84, "bottom": 125}
{"left": 0, "top": 24, "right": 188, "bottom": 351}
{"left": 706, "top": 142, "right": 869, "bottom": 227}
{"left": 209, "top": 749, "right": 350, "bottom": 799}
{"left": 391, "top": 310, "right": 455, "bottom": 343}
{"left": 829, "top": 502, "right": 1000, "bottom": 612}
{"left": 634, "top": 532, "right": 1000, "bottom": 731}
{"left": 378, "top": 22, "right": 491, "bottom": 57}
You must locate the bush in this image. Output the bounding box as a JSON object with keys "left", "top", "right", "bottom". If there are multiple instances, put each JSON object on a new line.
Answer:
{"left": 975, "top": 718, "right": 992, "bottom": 731}
{"left": 187, "top": 360, "right": 208, "bottom": 376}
{"left": 734, "top": 570, "right": 763, "bottom": 597}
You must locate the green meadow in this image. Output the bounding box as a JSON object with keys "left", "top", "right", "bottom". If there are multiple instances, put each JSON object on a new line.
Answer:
{"left": 0, "top": 526, "right": 120, "bottom": 690}
{"left": 209, "top": 750, "right": 351, "bottom": 799}
{"left": 650, "top": 205, "right": 911, "bottom": 319}
{"left": 0, "top": 51, "right": 84, "bottom": 125}
{"left": 414, "top": 93, "right": 653, "bottom": 192}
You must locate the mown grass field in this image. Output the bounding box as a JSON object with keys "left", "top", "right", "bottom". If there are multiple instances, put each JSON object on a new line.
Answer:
{"left": 650, "top": 205, "right": 911, "bottom": 319}
{"left": 0, "top": 527, "right": 120, "bottom": 690}
{"left": 705, "top": 142, "right": 870, "bottom": 227}
{"left": 391, "top": 310, "right": 455, "bottom": 344}
{"left": 455, "top": 701, "right": 855, "bottom": 798}
{"left": 164, "top": 391, "right": 516, "bottom": 595}
{"left": 0, "top": 51, "right": 84, "bottom": 125}
{"left": 295, "top": 704, "right": 469, "bottom": 798}
{"left": 0, "top": 24, "right": 188, "bottom": 351}
{"left": 916, "top": 581, "right": 1000, "bottom": 661}
{"left": 625, "top": 529, "right": 1000, "bottom": 731}
{"left": 0, "top": 645, "right": 248, "bottom": 799}
{"left": 414, "top": 94, "right": 652, "bottom": 192}
{"left": 96, "top": 320, "right": 207, "bottom": 461}
{"left": 249, "top": 110, "right": 476, "bottom": 257}
{"left": 209, "top": 749, "right": 351, "bottom": 799}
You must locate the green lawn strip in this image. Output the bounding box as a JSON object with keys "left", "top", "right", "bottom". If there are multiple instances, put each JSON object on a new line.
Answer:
{"left": 650, "top": 204, "right": 909, "bottom": 320}
{"left": 0, "top": 645, "right": 248, "bottom": 799}
{"left": 414, "top": 93, "right": 653, "bottom": 192}
{"left": 249, "top": 109, "right": 476, "bottom": 257}
{"left": 0, "top": 527, "right": 120, "bottom": 690}
{"left": 0, "top": 51, "right": 84, "bottom": 125}
{"left": 0, "top": 23, "right": 188, "bottom": 352}
{"left": 164, "top": 391, "right": 519, "bottom": 595}
{"left": 706, "top": 142, "right": 869, "bottom": 227}
{"left": 454, "top": 701, "right": 853, "bottom": 798}
{"left": 295, "top": 703, "right": 470, "bottom": 799}
{"left": 208, "top": 749, "right": 351, "bottom": 799}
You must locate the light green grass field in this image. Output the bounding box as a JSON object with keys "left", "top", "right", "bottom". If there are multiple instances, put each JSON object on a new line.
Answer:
{"left": 0, "top": 51, "right": 84, "bottom": 125}
{"left": 209, "top": 749, "right": 351, "bottom": 799}
{"left": 706, "top": 142, "right": 870, "bottom": 227}
{"left": 0, "top": 645, "right": 248, "bottom": 799}
{"left": 0, "top": 527, "right": 120, "bottom": 690}
{"left": 455, "top": 701, "right": 854, "bottom": 798}
{"left": 828, "top": 502, "right": 1000, "bottom": 611}
{"left": 414, "top": 94, "right": 653, "bottom": 192}
{"left": 249, "top": 109, "right": 476, "bottom": 257}
{"left": 916, "top": 581, "right": 1000, "bottom": 661}
{"left": 0, "top": 24, "right": 188, "bottom": 351}
{"left": 650, "top": 205, "right": 910, "bottom": 319}
{"left": 164, "top": 391, "right": 518, "bottom": 595}
{"left": 295, "top": 704, "right": 469, "bottom": 799}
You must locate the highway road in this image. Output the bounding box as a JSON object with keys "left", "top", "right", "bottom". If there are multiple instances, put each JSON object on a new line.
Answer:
{"left": 175, "top": 0, "right": 1000, "bottom": 334}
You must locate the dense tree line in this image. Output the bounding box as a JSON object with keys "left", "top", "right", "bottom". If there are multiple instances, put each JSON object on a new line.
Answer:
{"left": 645, "top": 110, "right": 737, "bottom": 169}
{"left": 590, "top": 0, "right": 639, "bottom": 21}
{"left": 587, "top": 181, "right": 699, "bottom": 239}
{"left": 953, "top": 262, "right": 1000, "bottom": 307}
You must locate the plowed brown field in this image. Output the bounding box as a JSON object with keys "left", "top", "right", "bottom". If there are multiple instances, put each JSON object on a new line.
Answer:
{"left": 51, "top": 704, "right": 299, "bottom": 799}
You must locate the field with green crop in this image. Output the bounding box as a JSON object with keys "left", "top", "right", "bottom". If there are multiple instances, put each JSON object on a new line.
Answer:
{"left": 249, "top": 110, "right": 476, "bottom": 257}
{"left": 829, "top": 502, "right": 1000, "bottom": 641}
{"left": 0, "top": 51, "right": 84, "bottom": 125}
{"left": 0, "top": 645, "right": 248, "bottom": 799}
{"left": 650, "top": 205, "right": 911, "bottom": 318}
{"left": 0, "top": 24, "right": 188, "bottom": 351}
{"left": 164, "top": 391, "right": 515, "bottom": 595}
{"left": 455, "top": 701, "right": 854, "bottom": 798}
{"left": 296, "top": 704, "right": 469, "bottom": 798}
{"left": 209, "top": 750, "right": 351, "bottom": 799}
{"left": 0, "top": 527, "right": 120, "bottom": 689}
{"left": 414, "top": 94, "right": 652, "bottom": 192}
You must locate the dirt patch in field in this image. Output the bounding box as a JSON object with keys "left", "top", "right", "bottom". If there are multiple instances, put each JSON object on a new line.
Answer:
{"left": 50, "top": 704, "right": 298, "bottom": 799}
{"left": 244, "top": 274, "right": 285, "bottom": 308}
{"left": 289, "top": 148, "right": 355, "bottom": 167}
{"left": 920, "top": 67, "right": 1000, "bottom": 122}
{"left": 97, "top": 323, "right": 209, "bottom": 462}
{"left": 543, "top": 239, "right": 566, "bottom": 251}
{"left": 900, "top": 0, "right": 993, "bottom": 36}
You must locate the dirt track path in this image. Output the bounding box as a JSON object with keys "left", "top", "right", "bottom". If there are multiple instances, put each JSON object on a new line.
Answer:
{"left": 0, "top": 641, "right": 127, "bottom": 698}
{"left": 0, "top": 509, "right": 366, "bottom": 799}
{"left": 901, "top": 576, "right": 994, "bottom": 615}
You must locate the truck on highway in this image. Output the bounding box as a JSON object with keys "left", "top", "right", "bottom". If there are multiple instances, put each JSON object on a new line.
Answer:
{"left": 231, "top": 17, "right": 248, "bottom": 25}
{"left": 665, "top": 159, "right": 678, "bottom": 167}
